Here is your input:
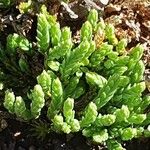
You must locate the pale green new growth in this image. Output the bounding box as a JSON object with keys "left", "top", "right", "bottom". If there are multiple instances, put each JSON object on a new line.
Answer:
{"left": 93, "top": 129, "right": 108, "bottom": 143}
{"left": 80, "top": 102, "right": 98, "bottom": 128}
{"left": 50, "top": 23, "right": 61, "bottom": 47}
{"left": 48, "top": 27, "right": 72, "bottom": 61}
{"left": 86, "top": 71, "right": 107, "bottom": 88}
{"left": 61, "top": 40, "right": 90, "bottom": 80}
{"left": 52, "top": 98, "right": 80, "bottom": 133}
{"left": 30, "top": 85, "right": 45, "bottom": 118}
{"left": 90, "top": 43, "right": 113, "bottom": 67}
{"left": 105, "top": 24, "right": 118, "bottom": 45}
{"left": 4, "top": 90, "right": 15, "bottom": 113}
{"left": 80, "top": 21, "right": 92, "bottom": 41}
{"left": 7, "top": 33, "right": 30, "bottom": 53}
{"left": 14, "top": 96, "right": 27, "bottom": 119}
{"left": 37, "top": 70, "right": 51, "bottom": 95}
{"left": 120, "top": 127, "right": 137, "bottom": 141}
{"left": 47, "top": 77, "right": 63, "bottom": 119}
{"left": 116, "top": 39, "right": 127, "bottom": 54}
{"left": 94, "top": 73, "right": 126, "bottom": 109}
{"left": 107, "top": 140, "right": 126, "bottom": 150}
{"left": 114, "top": 105, "right": 130, "bottom": 122}
{"left": 63, "top": 98, "right": 74, "bottom": 122}
{"left": 128, "top": 113, "right": 146, "bottom": 124}
{"left": 87, "top": 9, "right": 98, "bottom": 29}
{"left": 37, "top": 9, "right": 51, "bottom": 53}
{"left": 95, "top": 114, "right": 116, "bottom": 127}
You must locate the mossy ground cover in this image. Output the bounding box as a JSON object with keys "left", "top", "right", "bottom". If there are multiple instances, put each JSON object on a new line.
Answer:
{"left": 0, "top": 0, "right": 150, "bottom": 149}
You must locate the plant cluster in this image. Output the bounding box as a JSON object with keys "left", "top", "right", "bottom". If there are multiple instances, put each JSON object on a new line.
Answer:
{"left": 1, "top": 5, "right": 150, "bottom": 150}
{"left": 0, "top": 0, "right": 13, "bottom": 8}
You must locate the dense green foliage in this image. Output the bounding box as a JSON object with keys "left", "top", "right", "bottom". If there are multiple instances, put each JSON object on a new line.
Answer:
{"left": 0, "top": 0, "right": 13, "bottom": 8}
{"left": 1, "top": 6, "right": 150, "bottom": 150}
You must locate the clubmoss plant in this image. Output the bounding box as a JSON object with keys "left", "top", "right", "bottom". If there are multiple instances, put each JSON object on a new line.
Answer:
{"left": 2, "top": 6, "right": 150, "bottom": 149}
{"left": 0, "top": 0, "right": 13, "bottom": 8}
